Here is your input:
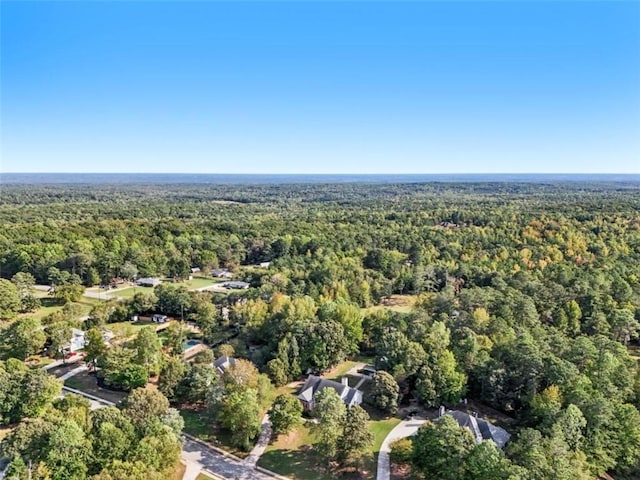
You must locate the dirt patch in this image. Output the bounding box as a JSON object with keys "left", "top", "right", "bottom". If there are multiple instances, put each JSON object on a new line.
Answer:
{"left": 391, "top": 462, "right": 413, "bottom": 480}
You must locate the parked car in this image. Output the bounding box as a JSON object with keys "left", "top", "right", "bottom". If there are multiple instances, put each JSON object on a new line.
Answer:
{"left": 64, "top": 351, "right": 78, "bottom": 360}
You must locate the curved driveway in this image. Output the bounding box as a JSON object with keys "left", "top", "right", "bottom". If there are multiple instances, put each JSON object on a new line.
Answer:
{"left": 376, "top": 417, "right": 427, "bottom": 480}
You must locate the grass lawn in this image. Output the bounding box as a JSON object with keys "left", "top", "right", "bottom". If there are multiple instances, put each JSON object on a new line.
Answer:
{"left": 17, "top": 294, "right": 99, "bottom": 323}
{"left": 258, "top": 424, "right": 334, "bottom": 480}
{"left": 259, "top": 403, "right": 400, "bottom": 480}
{"left": 179, "top": 408, "right": 249, "bottom": 459}
{"left": 363, "top": 294, "right": 418, "bottom": 314}
{"left": 109, "top": 286, "right": 155, "bottom": 298}
{"left": 64, "top": 371, "right": 128, "bottom": 404}
{"left": 325, "top": 360, "right": 358, "bottom": 381}
{"left": 369, "top": 417, "right": 402, "bottom": 453}
{"left": 107, "top": 320, "right": 154, "bottom": 339}
{"left": 182, "top": 277, "right": 221, "bottom": 290}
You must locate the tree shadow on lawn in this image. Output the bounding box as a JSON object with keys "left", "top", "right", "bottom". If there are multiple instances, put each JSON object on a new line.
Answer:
{"left": 259, "top": 448, "right": 372, "bottom": 480}
{"left": 258, "top": 448, "right": 334, "bottom": 480}
{"left": 64, "top": 371, "right": 127, "bottom": 404}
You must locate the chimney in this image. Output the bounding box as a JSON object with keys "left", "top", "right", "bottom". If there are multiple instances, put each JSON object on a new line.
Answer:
{"left": 341, "top": 377, "right": 349, "bottom": 386}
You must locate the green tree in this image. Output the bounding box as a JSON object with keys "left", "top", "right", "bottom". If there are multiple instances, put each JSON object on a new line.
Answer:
{"left": 44, "top": 419, "right": 90, "bottom": 480}
{"left": 415, "top": 350, "right": 466, "bottom": 407}
{"left": 158, "top": 356, "right": 187, "bottom": 401}
{"left": 312, "top": 388, "right": 347, "bottom": 463}
{"left": 132, "top": 326, "right": 162, "bottom": 375}
{"left": 91, "top": 422, "right": 132, "bottom": 473}
{"left": 270, "top": 394, "right": 302, "bottom": 435}
{"left": 369, "top": 370, "right": 400, "bottom": 414}
{"left": 131, "top": 428, "right": 181, "bottom": 472}
{"left": 11, "top": 272, "right": 40, "bottom": 313}
{"left": 464, "top": 441, "right": 525, "bottom": 480}
{"left": 266, "top": 358, "right": 289, "bottom": 387}
{"left": 46, "top": 320, "right": 76, "bottom": 360}
{"left": 337, "top": 405, "right": 374, "bottom": 469}
{"left": 177, "top": 363, "right": 218, "bottom": 404}
{"left": 219, "top": 388, "right": 262, "bottom": 450}
{"left": 1, "top": 317, "right": 46, "bottom": 360}
{"left": 121, "top": 388, "right": 170, "bottom": 435}
{"left": 164, "top": 321, "right": 189, "bottom": 355}
{"left": 0, "top": 278, "right": 21, "bottom": 320}
{"left": 53, "top": 284, "right": 85, "bottom": 304}
{"left": 84, "top": 328, "right": 108, "bottom": 370}
{"left": 128, "top": 292, "right": 157, "bottom": 315}
{"left": 389, "top": 438, "right": 413, "bottom": 465}
{"left": 411, "top": 416, "right": 474, "bottom": 480}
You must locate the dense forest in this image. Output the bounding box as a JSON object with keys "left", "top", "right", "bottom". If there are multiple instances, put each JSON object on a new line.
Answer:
{"left": 1, "top": 181, "right": 639, "bottom": 480}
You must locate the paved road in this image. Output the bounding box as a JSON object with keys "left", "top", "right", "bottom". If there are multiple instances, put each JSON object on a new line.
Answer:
{"left": 376, "top": 417, "right": 427, "bottom": 480}
{"left": 182, "top": 439, "right": 275, "bottom": 480}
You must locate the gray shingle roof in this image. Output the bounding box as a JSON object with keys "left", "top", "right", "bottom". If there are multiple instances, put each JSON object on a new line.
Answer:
{"left": 445, "top": 410, "right": 511, "bottom": 448}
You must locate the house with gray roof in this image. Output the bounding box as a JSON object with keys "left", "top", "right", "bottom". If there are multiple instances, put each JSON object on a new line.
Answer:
{"left": 297, "top": 375, "right": 363, "bottom": 410}
{"left": 213, "top": 355, "right": 237, "bottom": 375}
{"left": 223, "top": 281, "right": 250, "bottom": 290}
{"left": 444, "top": 409, "right": 511, "bottom": 449}
{"left": 136, "top": 277, "right": 162, "bottom": 287}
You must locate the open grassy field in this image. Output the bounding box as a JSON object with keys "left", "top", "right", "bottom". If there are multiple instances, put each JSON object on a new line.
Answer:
{"left": 363, "top": 294, "right": 418, "bottom": 314}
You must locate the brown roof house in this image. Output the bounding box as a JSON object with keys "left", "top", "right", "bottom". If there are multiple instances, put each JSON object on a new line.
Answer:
{"left": 297, "top": 375, "right": 363, "bottom": 410}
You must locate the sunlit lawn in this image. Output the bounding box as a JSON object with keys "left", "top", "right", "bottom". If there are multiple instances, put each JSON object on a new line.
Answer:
{"left": 109, "top": 286, "right": 155, "bottom": 298}
{"left": 182, "top": 277, "right": 222, "bottom": 290}
{"left": 325, "top": 360, "right": 358, "bottom": 381}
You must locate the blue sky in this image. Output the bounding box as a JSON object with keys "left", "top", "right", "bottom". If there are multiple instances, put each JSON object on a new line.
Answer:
{"left": 2, "top": 1, "right": 639, "bottom": 174}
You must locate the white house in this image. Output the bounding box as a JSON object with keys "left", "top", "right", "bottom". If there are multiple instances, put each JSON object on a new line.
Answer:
{"left": 69, "top": 328, "right": 86, "bottom": 352}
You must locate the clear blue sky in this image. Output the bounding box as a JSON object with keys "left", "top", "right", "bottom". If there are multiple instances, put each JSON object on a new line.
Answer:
{"left": 2, "top": 1, "right": 639, "bottom": 174}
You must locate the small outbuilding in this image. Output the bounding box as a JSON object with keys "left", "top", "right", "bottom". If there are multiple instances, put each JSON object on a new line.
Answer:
{"left": 211, "top": 269, "right": 233, "bottom": 279}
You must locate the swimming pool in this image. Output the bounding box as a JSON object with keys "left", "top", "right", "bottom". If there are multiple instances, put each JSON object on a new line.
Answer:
{"left": 183, "top": 339, "right": 201, "bottom": 351}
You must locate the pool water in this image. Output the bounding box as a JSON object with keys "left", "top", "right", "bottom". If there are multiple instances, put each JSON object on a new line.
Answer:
{"left": 183, "top": 339, "right": 201, "bottom": 351}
